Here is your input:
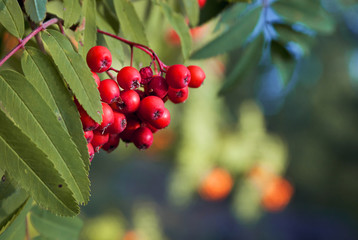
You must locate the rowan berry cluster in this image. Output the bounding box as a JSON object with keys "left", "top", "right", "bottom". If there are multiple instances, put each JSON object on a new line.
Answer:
{"left": 79, "top": 46, "right": 205, "bottom": 162}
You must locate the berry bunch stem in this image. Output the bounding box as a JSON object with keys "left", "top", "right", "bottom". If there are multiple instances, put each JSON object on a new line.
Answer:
{"left": 0, "top": 18, "right": 59, "bottom": 67}
{"left": 96, "top": 30, "right": 168, "bottom": 73}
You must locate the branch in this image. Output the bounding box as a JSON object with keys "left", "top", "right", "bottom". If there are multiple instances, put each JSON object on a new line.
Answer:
{"left": 0, "top": 18, "right": 59, "bottom": 67}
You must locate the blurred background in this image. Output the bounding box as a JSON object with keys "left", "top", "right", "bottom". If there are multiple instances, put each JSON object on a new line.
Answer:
{"left": 80, "top": 0, "right": 358, "bottom": 239}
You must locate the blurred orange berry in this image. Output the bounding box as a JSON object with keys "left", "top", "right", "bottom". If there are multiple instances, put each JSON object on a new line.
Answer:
{"left": 2, "top": 32, "right": 19, "bottom": 52}
{"left": 199, "top": 168, "right": 234, "bottom": 201}
{"left": 166, "top": 25, "right": 208, "bottom": 46}
{"left": 261, "top": 177, "right": 294, "bottom": 212}
{"left": 122, "top": 230, "right": 137, "bottom": 240}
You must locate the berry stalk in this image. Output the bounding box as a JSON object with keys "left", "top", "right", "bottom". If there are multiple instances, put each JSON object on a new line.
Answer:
{"left": 0, "top": 18, "right": 59, "bottom": 67}
{"left": 97, "top": 29, "right": 168, "bottom": 73}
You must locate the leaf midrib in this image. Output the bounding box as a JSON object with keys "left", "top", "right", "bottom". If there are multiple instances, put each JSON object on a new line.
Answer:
{"left": 2, "top": 0, "right": 22, "bottom": 37}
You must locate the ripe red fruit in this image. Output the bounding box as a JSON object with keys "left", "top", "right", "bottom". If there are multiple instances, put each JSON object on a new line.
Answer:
{"left": 98, "top": 79, "right": 120, "bottom": 104}
{"left": 106, "top": 112, "right": 127, "bottom": 134}
{"left": 132, "top": 127, "right": 153, "bottom": 150}
{"left": 151, "top": 108, "right": 171, "bottom": 129}
{"left": 168, "top": 86, "right": 189, "bottom": 104}
{"left": 84, "top": 130, "right": 94, "bottom": 143}
{"left": 86, "top": 46, "right": 112, "bottom": 73}
{"left": 98, "top": 102, "right": 114, "bottom": 131}
{"left": 92, "top": 71, "right": 101, "bottom": 88}
{"left": 139, "top": 66, "right": 153, "bottom": 85}
{"left": 165, "top": 64, "right": 191, "bottom": 89}
{"left": 137, "top": 96, "right": 165, "bottom": 122}
{"left": 146, "top": 76, "right": 168, "bottom": 99}
{"left": 187, "top": 65, "right": 205, "bottom": 88}
{"left": 119, "top": 115, "right": 141, "bottom": 143}
{"left": 110, "top": 90, "right": 140, "bottom": 114}
{"left": 117, "top": 66, "right": 141, "bottom": 90}
{"left": 91, "top": 131, "right": 109, "bottom": 152}
{"left": 102, "top": 134, "right": 120, "bottom": 153}
{"left": 79, "top": 107, "right": 99, "bottom": 131}
{"left": 87, "top": 143, "right": 94, "bottom": 162}
{"left": 198, "top": 0, "right": 206, "bottom": 8}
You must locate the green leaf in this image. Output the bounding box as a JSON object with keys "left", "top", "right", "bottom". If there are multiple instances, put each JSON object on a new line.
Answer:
{"left": 46, "top": 0, "right": 63, "bottom": 19}
{"left": 63, "top": 0, "right": 81, "bottom": 28}
{"left": 182, "top": 0, "right": 199, "bottom": 26}
{"left": 80, "top": 0, "right": 97, "bottom": 58}
{"left": 0, "top": 107, "right": 79, "bottom": 216}
{"left": 217, "top": 2, "right": 249, "bottom": 27}
{"left": 0, "top": 199, "right": 32, "bottom": 240}
{"left": 219, "top": 34, "right": 264, "bottom": 95}
{"left": 0, "top": 70, "right": 88, "bottom": 210}
{"left": 271, "top": 41, "right": 296, "bottom": 85}
{"left": 114, "top": 0, "right": 150, "bottom": 65}
{"left": 41, "top": 29, "right": 102, "bottom": 124}
{"left": 0, "top": 173, "right": 16, "bottom": 202}
{"left": 24, "top": 0, "right": 47, "bottom": 23}
{"left": 21, "top": 47, "right": 90, "bottom": 172}
{"left": 272, "top": 1, "right": 335, "bottom": 34}
{"left": 198, "top": 0, "right": 229, "bottom": 25}
{"left": 0, "top": 0, "right": 24, "bottom": 38}
{"left": 30, "top": 205, "right": 83, "bottom": 240}
{"left": 274, "top": 24, "right": 314, "bottom": 56}
{"left": 96, "top": 9, "right": 124, "bottom": 65}
{"left": 155, "top": 1, "right": 192, "bottom": 60}
{"left": 0, "top": 189, "right": 28, "bottom": 234}
{"left": 191, "top": 6, "right": 261, "bottom": 59}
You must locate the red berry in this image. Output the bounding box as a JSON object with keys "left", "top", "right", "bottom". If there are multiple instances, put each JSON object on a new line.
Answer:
{"left": 92, "top": 71, "right": 101, "bottom": 88}
{"left": 84, "top": 130, "right": 94, "bottom": 143}
{"left": 110, "top": 90, "right": 140, "bottom": 114}
{"left": 117, "top": 66, "right": 141, "bottom": 90}
{"left": 143, "top": 122, "right": 158, "bottom": 133}
{"left": 98, "top": 102, "right": 114, "bottom": 131}
{"left": 106, "top": 111, "right": 127, "bottom": 134}
{"left": 139, "top": 66, "right": 153, "bottom": 85}
{"left": 198, "top": 0, "right": 206, "bottom": 8}
{"left": 102, "top": 134, "right": 120, "bottom": 153}
{"left": 151, "top": 108, "right": 171, "bottom": 129}
{"left": 98, "top": 79, "right": 120, "bottom": 104}
{"left": 86, "top": 46, "right": 112, "bottom": 73}
{"left": 119, "top": 115, "right": 141, "bottom": 143}
{"left": 146, "top": 76, "right": 168, "bottom": 99}
{"left": 168, "top": 86, "right": 189, "bottom": 103}
{"left": 79, "top": 107, "right": 99, "bottom": 131}
{"left": 137, "top": 96, "right": 165, "bottom": 122}
{"left": 92, "top": 131, "right": 109, "bottom": 152}
{"left": 87, "top": 143, "right": 94, "bottom": 162}
{"left": 187, "top": 65, "right": 205, "bottom": 88}
{"left": 165, "top": 64, "right": 191, "bottom": 89}
{"left": 132, "top": 127, "right": 153, "bottom": 150}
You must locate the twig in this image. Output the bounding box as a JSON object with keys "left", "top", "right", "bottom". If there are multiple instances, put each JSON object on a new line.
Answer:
{"left": 0, "top": 18, "right": 59, "bottom": 67}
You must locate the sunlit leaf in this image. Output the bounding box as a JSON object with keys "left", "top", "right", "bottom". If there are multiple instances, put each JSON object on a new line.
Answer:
{"left": 114, "top": 0, "right": 149, "bottom": 65}
{"left": 63, "top": 0, "right": 81, "bottom": 28}
{"left": 80, "top": 0, "right": 97, "bottom": 58}
{"left": 192, "top": 6, "right": 262, "bottom": 59}
{"left": 21, "top": 47, "right": 90, "bottom": 172}
{"left": 41, "top": 29, "right": 102, "bottom": 124}
{"left": 24, "top": 0, "right": 47, "bottom": 23}
{"left": 0, "top": 0, "right": 24, "bottom": 38}
{"left": 182, "top": 0, "right": 199, "bottom": 27}
{"left": 30, "top": 205, "right": 83, "bottom": 240}
{"left": 46, "top": 0, "right": 63, "bottom": 19}
{"left": 219, "top": 34, "right": 264, "bottom": 95}
{"left": 156, "top": 1, "right": 192, "bottom": 60}
{"left": 0, "top": 70, "right": 87, "bottom": 211}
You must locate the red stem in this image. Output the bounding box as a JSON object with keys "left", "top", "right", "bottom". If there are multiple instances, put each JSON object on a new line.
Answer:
{"left": 0, "top": 18, "right": 59, "bottom": 67}
{"left": 97, "top": 29, "right": 168, "bottom": 73}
